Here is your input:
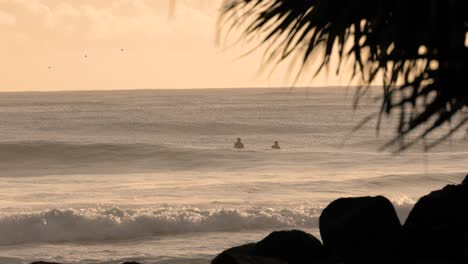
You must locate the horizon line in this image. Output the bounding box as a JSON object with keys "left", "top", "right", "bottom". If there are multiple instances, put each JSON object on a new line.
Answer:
{"left": 0, "top": 85, "right": 383, "bottom": 94}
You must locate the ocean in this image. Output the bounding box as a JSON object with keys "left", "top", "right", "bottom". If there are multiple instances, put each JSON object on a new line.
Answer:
{"left": 0, "top": 88, "right": 466, "bottom": 264}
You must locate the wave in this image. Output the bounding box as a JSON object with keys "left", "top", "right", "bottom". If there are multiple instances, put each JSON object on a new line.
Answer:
{"left": 0, "top": 140, "right": 361, "bottom": 176}
{"left": 343, "top": 172, "right": 465, "bottom": 188}
{"left": 0, "top": 141, "right": 182, "bottom": 161}
{"left": 0, "top": 141, "right": 259, "bottom": 176}
{"left": 104, "top": 120, "right": 320, "bottom": 135}
{"left": 1, "top": 141, "right": 464, "bottom": 179}
{"left": 0, "top": 200, "right": 415, "bottom": 246}
{"left": 0, "top": 206, "right": 321, "bottom": 245}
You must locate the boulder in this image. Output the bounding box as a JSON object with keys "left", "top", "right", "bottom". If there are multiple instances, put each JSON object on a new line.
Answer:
{"left": 212, "top": 243, "right": 259, "bottom": 264}
{"left": 404, "top": 176, "right": 468, "bottom": 262}
{"left": 213, "top": 254, "right": 286, "bottom": 264}
{"left": 319, "top": 196, "right": 402, "bottom": 263}
{"left": 256, "top": 230, "right": 325, "bottom": 264}
{"left": 462, "top": 174, "right": 468, "bottom": 185}
{"left": 212, "top": 230, "right": 325, "bottom": 264}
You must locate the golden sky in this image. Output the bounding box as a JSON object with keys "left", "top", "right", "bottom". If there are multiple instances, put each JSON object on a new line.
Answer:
{"left": 0, "top": 0, "right": 345, "bottom": 91}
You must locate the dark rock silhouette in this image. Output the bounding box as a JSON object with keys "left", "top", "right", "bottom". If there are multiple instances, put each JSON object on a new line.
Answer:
{"left": 462, "top": 174, "right": 468, "bottom": 185}
{"left": 212, "top": 230, "right": 325, "bottom": 264}
{"left": 213, "top": 175, "right": 468, "bottom": 264}
{"left": 212, "top": 243, "right": 258, "bottom": 264}
{"left": 256, "top": 230, "right": 325, "bottom": 264}
{"left": 215, "top": 254, "right": 285, "bottom": 264}
{"left": 404, "top": 177, "right": 468, "bottom": 262}
{"left": 319, "top": 196, "right": 402, "bottom": 263}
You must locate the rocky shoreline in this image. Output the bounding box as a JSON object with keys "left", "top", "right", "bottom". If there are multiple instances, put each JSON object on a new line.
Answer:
{"left": 31, "top": 175, "right": 467, "bottom": 264}
{"left": 213, "top": 175, "right": 468, "bottom": 264}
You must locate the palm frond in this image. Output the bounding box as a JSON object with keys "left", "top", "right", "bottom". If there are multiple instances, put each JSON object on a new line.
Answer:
{"left": 219, "top": 0, "right": 468, "bottom": 150}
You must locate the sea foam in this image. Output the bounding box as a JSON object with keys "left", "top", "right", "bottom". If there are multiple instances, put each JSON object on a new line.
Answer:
{"left": 0, "top": 201, "right": 414, "bottom": 245}
{"left": 0, "top": 207, "right": 321, "bottom": 245}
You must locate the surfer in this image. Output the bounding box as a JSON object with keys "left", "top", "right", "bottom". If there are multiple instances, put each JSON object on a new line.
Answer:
{"left": 234, "top": 138, "right": 244, "bottom": 149}
{"left": 271, "top": 141, "right": 281, "bottom": 149}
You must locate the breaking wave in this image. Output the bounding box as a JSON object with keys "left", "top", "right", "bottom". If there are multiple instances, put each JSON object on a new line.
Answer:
{"left": 0, "top": 200, "right": 415, "bottom": 245}
{"left": 0, "top": 206, "right": 321, "bottom": 245}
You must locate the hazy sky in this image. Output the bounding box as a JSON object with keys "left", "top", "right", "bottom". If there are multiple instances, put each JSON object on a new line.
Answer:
{"left": 0, "top": 0, "right": 345, "bottom": 91}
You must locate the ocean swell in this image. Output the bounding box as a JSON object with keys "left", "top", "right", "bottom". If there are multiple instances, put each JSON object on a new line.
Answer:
{"left": 0, "top": 141, "right": 252, "bottom": 176}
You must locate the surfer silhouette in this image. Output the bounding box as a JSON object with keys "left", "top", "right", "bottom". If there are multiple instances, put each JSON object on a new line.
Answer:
{"left": 234, "top": 138, "right": 244, "bottom": 149}
{"left": 271, "top": 141, "right": 281, "bottom": 149}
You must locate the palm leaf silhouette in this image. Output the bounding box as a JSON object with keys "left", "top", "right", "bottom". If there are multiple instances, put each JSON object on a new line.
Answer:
{"left": 219, "top": 0, "right": 467, "bottom": 150}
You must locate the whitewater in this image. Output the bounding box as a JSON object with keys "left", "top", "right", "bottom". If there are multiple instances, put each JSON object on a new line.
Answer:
{"left": 0, "top": 88, "right": 466, "bottom": 264}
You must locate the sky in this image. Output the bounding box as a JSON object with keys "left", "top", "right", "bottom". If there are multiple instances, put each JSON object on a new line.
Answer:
{"left": 0, "top": 0, "right": 346, "bottom": 91}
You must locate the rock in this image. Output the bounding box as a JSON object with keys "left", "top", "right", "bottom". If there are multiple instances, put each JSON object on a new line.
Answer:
{"left": 462, "top": 174, "right": 468, "bottom": 185}
{"left": 213, "top": 254, "right": 285, "bottom": 264}
{"left": 122, "top": 262, "right": 141, "bottom": 264}
{"left": 212, "top": 243, "right": 259, "bottom": 264}
{"left": 319, "top": 196, "right": 402, "bottom": 263}
{"left": 255, "top": 230, "right": 325, "bottom": 264}
{"left": 404, "top": 177, "right": 468, "bottom": 262}
{"left": 212, "top": 230, "right": 325, "bottom": 264}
